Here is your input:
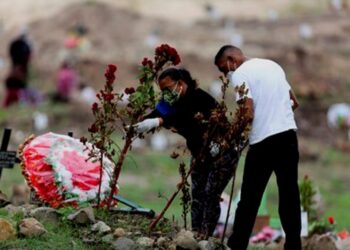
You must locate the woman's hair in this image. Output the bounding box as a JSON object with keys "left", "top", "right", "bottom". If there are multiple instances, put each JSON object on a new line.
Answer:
{"left": 158, "top": 68, "right": 198, "bottom": 90}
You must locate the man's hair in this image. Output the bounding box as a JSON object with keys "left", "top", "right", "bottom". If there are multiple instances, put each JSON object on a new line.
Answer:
{"left": 214, "top": 45, "right": 242, "bottom": 65}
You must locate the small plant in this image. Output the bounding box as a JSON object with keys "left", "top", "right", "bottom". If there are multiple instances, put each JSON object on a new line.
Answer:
{"left": 178, "top": 161, "right": 191, "bottom": 229}
{"left": 309, "top": 215, "right": 336, "bottom": 235}
{"left": 83, "top": 44, "right": 181, "bottom": 208}
{"left": 299, "top": 175, "right": 317, "bottom": 221}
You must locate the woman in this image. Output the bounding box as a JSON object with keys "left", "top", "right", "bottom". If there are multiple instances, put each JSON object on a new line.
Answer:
{"left": 133, "top": 67, "right": 237, "bottom": 237}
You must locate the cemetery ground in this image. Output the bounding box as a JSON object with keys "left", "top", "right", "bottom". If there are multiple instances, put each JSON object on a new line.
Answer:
{"left": 0, "top": 1, "right": 350, "bottom": 248}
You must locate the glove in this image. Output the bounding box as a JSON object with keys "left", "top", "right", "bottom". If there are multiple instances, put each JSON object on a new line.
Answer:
{"left": 209, "top": 141, "right": 220, "bottom": 158}
{"left": 132, "top": 118, "right": 160, "bottom": 133}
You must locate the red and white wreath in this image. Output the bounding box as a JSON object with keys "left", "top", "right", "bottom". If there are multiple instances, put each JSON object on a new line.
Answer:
{"left": 20, "top": 132, "right": 118, "bottom": 208}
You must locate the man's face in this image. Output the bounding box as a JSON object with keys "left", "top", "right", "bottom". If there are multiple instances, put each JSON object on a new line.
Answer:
{"left": 216, "top": 57, "right": 235, "bottom": 76}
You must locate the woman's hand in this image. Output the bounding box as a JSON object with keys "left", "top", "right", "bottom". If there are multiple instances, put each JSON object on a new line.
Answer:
{"left": 209, "top": 141, "right": 220, "bottom": 157}
{"left": 132, "top": 118, "right": 161, "bottom": 133}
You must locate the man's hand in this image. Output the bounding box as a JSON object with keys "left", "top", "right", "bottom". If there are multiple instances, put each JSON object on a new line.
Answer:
{"left": 131, "top": 118, "right": 160, "bottom": 133}
{"left": 209, "top": 141, "right": 220, "bottom": 157}
{"left": 289, "top": 90, "right": 299, "bottom": 111}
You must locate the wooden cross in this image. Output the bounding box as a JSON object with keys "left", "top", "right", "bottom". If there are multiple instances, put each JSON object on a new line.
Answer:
{"left": 0, "top": 128, "right": 19, "bottom": 180}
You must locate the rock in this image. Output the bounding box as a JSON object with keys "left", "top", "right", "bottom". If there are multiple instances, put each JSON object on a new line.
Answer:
{"left": 168, "top": 242, "right": 177, "bottom": 250}
{"left": 136, "top": 236, "right": 154, "bottom": 247}
{"left": 306, "top": 234, "right": 339, "bottom": 250}
{"left": 112, "top": 237, "right": 136, "bottom": 250}
{"left": 18, "top": 218, "right": 47, "bottom": 237}
{"left": 91, "top": 221, "right": 111, "bottom": 234}
{"left": 30, "top": 207, "right": 59, "bottom": 224}
{"left": 22, "top": 204, "right": 38, "bottom": 216}
{"left": 198, "top": 240, "right": 209, "bottom": 250}
{"left": 175, "top": 229, "right": 199, "bottom": 250}
{"left": 4, "top": 204, "right": 26, "bottom": 216}
{"left": 157, "top": 236, "right": 168, "bottom": 248}
{"left": 10, "top": 184, "right": 30, "bottom": 206}
{"left": 0, "top": 218, "right": 16, "bottom": 241}
{"left": 101, "top": 234, "right": 114, "bottom": 244}
{"left": 67, "top": 206, "right": 95, "bottom": 224}
{"left": 133, "top": 230, "right": 142, "bottom": 236}
{"left": 0, "top": 190, "right": 10, "bottom": 207}
{"left": 340, "top": 238, "right": 350, "bottom": 250}
{"left": 199, "top": 239, "right": 224, "bottom": 250}
{"left": 113, "top": 227, "right": 126, "bottom": 238}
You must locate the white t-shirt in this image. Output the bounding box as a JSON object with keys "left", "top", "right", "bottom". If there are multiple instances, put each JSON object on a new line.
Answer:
{"left": 228, "top": 58, "right": 297, "bottom": 145}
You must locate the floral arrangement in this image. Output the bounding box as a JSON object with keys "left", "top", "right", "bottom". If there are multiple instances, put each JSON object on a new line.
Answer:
{"left": 19, "top": 133, "right": 115, "bottom": 208}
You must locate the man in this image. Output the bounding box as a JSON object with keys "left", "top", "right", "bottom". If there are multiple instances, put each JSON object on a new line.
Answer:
{"left": 214, "top": 45, "right": 301, "bottom": 250}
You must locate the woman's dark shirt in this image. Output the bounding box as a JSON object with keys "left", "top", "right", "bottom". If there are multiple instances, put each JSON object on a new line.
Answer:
{"left": 147, "top": 88, "right": 222, "bottom": 157}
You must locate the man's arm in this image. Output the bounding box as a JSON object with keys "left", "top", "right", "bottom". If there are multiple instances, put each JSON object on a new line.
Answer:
{"left": 238, "top": 97, "right": 254, "bottom": 128}
{"left": 289, "top": 89, "right": 299, "bottom": 111}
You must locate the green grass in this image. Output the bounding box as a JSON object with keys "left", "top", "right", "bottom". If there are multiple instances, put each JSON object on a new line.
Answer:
{"left": 0, "top": 217, "right": 95, "bottom": 250}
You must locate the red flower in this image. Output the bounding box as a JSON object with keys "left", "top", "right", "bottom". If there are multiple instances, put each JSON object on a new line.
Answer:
{"left": 88, "top": 124, "right": 98, "bottom": 133}
{"left": 154, "top": 44, "right": 181, "bottom": 68}
{"left": 105, "top": 73, "right": 116, "bottom": 85}
{"left": 139, "top": 76, "right": 146, "bottom": 84}
{"left": 104, "top": 64, "right": 117, "bottom": 85}
{"left": 80, "top": 136, "right": 87, "bottom": 144}
{"left": 124, "top": 87, "right": 135, "bottom": 95}
{"left": 103, "top": 93, "right": 114, "bottom": 101}
{"left": 92, "top": 102, "right": 98, "bottom": 112}
{"left": 171, "top": 54, "right": 181, "bottom": 65}
{"left": 328, "top": 216, "right": 335, "bottom": 224}
{"left": 107, "top": 64, "right": 117, "bottom": 73}
{"left": 141, "top": 57, "right": 154, "bottom": 68}
{"left": 142, "top": 57, "right": 149, "bottom": 66}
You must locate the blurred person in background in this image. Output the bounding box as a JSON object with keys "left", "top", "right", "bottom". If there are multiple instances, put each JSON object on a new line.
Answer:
{"left": 3, "top": 31, "right": 31, "bottom": 107}
{"left": 215, "top": 45, "right": 301, "bottom": 250}
{"left": 131, "top": 67, "right": 238, "bottom": 238}
{"left": 52, "top": 60, "right": 78, "bottom": 103}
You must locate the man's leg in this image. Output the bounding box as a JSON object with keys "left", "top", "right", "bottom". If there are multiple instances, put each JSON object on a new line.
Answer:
{"left": 274, "top": 131, "right": 301, "bottom": 250}
{"left": 227, "top": 146, "right": 273, "bottom": 250}
{"left": 201, "top": 150, "right": 238, "bottom": 236}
